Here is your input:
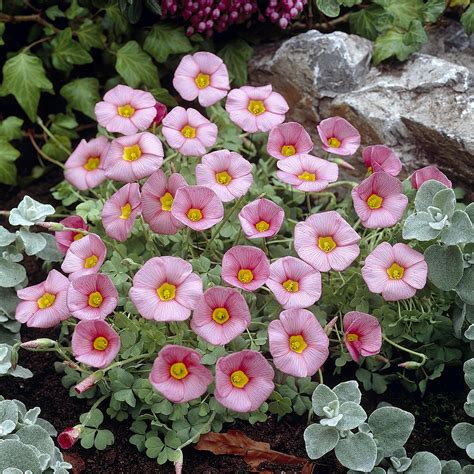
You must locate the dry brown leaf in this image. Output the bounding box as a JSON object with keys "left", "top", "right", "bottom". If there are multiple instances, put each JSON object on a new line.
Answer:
{"left": 194, "top": 429, "right": 309, "bottom": 470}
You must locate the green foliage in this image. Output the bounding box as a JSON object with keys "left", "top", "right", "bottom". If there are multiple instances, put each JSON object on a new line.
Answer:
{"left": 218, "top": 39, "right": 254, "bottom": 87}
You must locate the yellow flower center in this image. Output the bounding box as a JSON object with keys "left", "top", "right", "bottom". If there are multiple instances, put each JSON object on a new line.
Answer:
{"left": 212, "top": 307, "right": 230, "bottom": 325}
{"left": 281, "top": 144, "right": 296, "bottom": 157}
{"left": 84, "top": 156, "right": 100, "bottom": 171}
{"left": 120, "top": 203, "right": 132, "bottom": 220}
{"left": 298, "top": 171, "right": 316, "bottom": 181}
{"left": 181, "top": 125, "right": 196, "bottom": 138}
{"left": 117, "top": 104, "right": 135, "bottom": 118}
{"left": 230, "top": 370, "right": 249, "bottom": 388}
{"left": 160, "top": 192, "right": 174, "bottom": 212}
{"left": 387, "top": 263, "right": 405, "bottom": 280}
{"left": 328, "top": 137, "right": 341, "bottom": 148}
{"left": 195, "top": 73, "right": 210, "bottom": 89}
{"left": 318, "top": 236, "right": 336, "bottom": 253}
{"left": 215, "top": 171, "right": 232, "bottom": 185}
{"left": 37, "top": 292, "right": 55, "bottom": 309}
{"left": 367, "top": 193, "right": 383, "bottom": 209}
{"left": 346, "top": 333, "right": 359, "bottom": 343}
{"left": 367, "top": 166, "right": 373, "bottom": 174}
{"left": 187, "top": 208, "right": 203, "bottom": 222}
{"left": 238, "top": 269, "right": 254, "bottom": 283}
{"left": 170, "top": 362, "right": 188, "bottom": 380}
{"left": 283, "top": 279, "right": 299, "bottom": 293}
{"left": 289, "top": 334, "right": 307, "bottom": 353}
{"left": 157, "top": 282, "right": 176, "bottom": 301}
{"left": 84, "top": 255, "right": 98, "bottom": 268}
{"left": 255, "top": 220, "right": 270, "bottom": 232}
{"left": 248, "top": 100, "right": 265, "bottom": 115}
{"left": 88, "top": 291, "right": 103, "bottom": 308}
{"left": 93, "top": 336, "right": 109, "bottom": 351}
{"left": 122, "top": 144, "right": 142, "bottom": 162}
{"left": 73, "top": 232, "right": 85, "bottom": 241}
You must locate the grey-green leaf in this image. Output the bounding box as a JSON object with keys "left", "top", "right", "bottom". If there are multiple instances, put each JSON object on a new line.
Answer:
{"left": 0, "top": 439, "right": 42, "bottom": 472}
{"left": 0, "top": 259, "right": 26, "bottom": 288}
{"left": 452, "top": 422, "right": 474, "bottom": 450}
{"left": 304, "top": 424, "right": 339, "bottom": 459}
{"left": 403, "top": 212, "right": 441, "bottom": 241}
{"left": 424, "top": 244, "right": 464, "bottom": 291}
{"left": 19, "top": 229, "right": 47, "bottom": 256}
{"left": 408, "top": 451, "right": 441, "bottom": 473}
{"left": 312, "top": 384, "right": 338, "bottom": 416}
{"left": 336, "top": 401, "right": 367, "bottom": 430}
{"left": 432, "top": 188, "right": 456, "bottom": 218}
{"left": 415, "top": 180, "right": 448, "bottom": 212}
{"left": 441, "top": 210, "right": 474, "bottom": 245}
{"left": 335, "top": 432, "right": 377, "bottom": 472}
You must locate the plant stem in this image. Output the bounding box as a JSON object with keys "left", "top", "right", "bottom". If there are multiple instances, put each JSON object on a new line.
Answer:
{"left": 37, "top": 117, "right": 72, "bottom": 155}
{"left": 306, "top": 193, "right": 312, "bottom": 215}
{"left": 28, "top": 130, "right": 65, "bottom": 169}
{"left": 383, "top": 335, "right": 428, "bottom": 367}
{"left": 81, "top": 394, "right": 110, "bottom": 426}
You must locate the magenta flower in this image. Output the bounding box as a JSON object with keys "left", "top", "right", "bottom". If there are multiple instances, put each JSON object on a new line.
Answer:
{"left": 64, "top": 136, "right": 109, "bottom": 191}
{"left": 67, "top": 273, "right": 118, "bottom": 320}
{"left": 266, "top": 257, "right": 322, "bottom": 309}
{"left": 104, "top": 132, "right": 163, "bottom": 182}
{"left": 238, "top": 198, "right": 285, "bottom": 239}
{"left": 162, "top": 106, "right": 218, "bottom": 156}
{"left": 225, "top": 85, "right": 289, "bottom": 133}
{"left": 410, "top": 165, "right": 452, "bottom": 189}
{"left": 171, "top": 185, "right": 224, "bottom": 231}
{"left": 221, "top": 245, "right": 270, "bottom": 291}
{"left": 55, "top": 215, "right": 89, "bottom": 254}
{"left": 343, "top": 311, "right": 382, "bottom": 362}
{"left": 267, "top": 122, "right": 313, "bottom": 160}
{"left": 294, "top": 211, "right": 360, "bottom": 272}
{"left": 142, "top": 170, "right": 187, "bottom": 235}
{"left": 317, "top": 116, "right": 360, "bottom": 156}
{"left": 153, "top": 101, "right": 167, "bottom": 126}
{"left": 268, "top": 308, "right": 329, "bottom": 377}
{"left": 362, "top": 242, "right": 428, "bottom": 301}
{"left": 15, "top": 270, "right": 70, "bottom": 328}
{"left": 196, "top": 150, "right": 253, "bottom": 202}
{"left": 94, "top": 85, "right": 156, "bottom": 135}
{"left": 72, "top": 320, "right": 121, "bottom": 368}
{"left": 102, "top": 183, "right": 142, "bottom": 242}
{"left": 58, "top": 426, "right": 82, "bottom": 450}
{"left": 215, "top": 350, "right": 274, "bottom": 412}
{"left": 61, "top": 234, "right": 106, "bottom": 280}
{"left": 190, "top": 287, "right": 251, "bottom": 345}
{"left": 129, "top": 256, "right": 203, "bottom": 321}
{"left": 276, "top": 154, "right": 339, "bottom": 192}
{"left": 352, "top": 172, "right": 408, "bottom": 229}
{"left": 149, "top": 345, "right": 213, "bottom": 404}
{"left": 362, "top": 145, "right": 402, "bottom": 177}
{"left": 173, "top": 52, "right": 230, "bottom": 107}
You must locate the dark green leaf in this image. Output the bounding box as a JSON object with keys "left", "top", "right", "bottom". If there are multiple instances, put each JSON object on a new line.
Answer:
{"left": 461, "top": 4, "right": 474, "bottom": 35}
{"left": 51, "top": 28, "right": 93, "bottom": 71}
{"left": 116, "top": 41, "right": 159, "bottom": 88}
{"left": 349, "top": 6, "right": 389, "bottom": 40}
{"left": 0, "top": 139, "right": 20, "bottom": 185}
{"left": 424, "top": 0, "right": 446, "bottom": 23}
{"left": 60, "top": 78, "right": 100, "bottom": 119}
{"left": 218, "top": 39, "right": 253, "bottom": 87}
{"left": 0, "top": 117, "right": 24, "bottom": 141}
{"left": 77, "top": 21, "right": 106, "bottom": 50}
{"left": 144, "top": 23, "right": 193, "bottom": 63}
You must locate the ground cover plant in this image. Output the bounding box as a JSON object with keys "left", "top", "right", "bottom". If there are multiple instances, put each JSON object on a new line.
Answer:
{"left": 0, "top": 42, "right": 472, "bottom": 472}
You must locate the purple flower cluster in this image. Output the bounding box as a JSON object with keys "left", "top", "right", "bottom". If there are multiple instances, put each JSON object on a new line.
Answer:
{"left": 265, "top": 0, "right": 306, "bottom": 29}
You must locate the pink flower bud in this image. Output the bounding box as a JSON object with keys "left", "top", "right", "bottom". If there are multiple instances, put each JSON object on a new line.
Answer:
{"left": 58, "top": 426, "right": 82, "bottom": 449}
{"left": 37, "top": 222, "right": 64, "bottom": 231}
{"left": 324, "top": 316, "right": 338, "bottom": 336}
{"left": 153, "top": 102, "right": 168, "bottom": 126}
{"left": 330, "top": 157, "right": 356, "bottom": 171}
{"left": 398, "top": 361, "right": 422, "bottom": 370}
{"left": 21, "top": 338, "right": 57, "bottom": 350}
{"left": 74, "top": 371, "right": 104, "bottom": 394}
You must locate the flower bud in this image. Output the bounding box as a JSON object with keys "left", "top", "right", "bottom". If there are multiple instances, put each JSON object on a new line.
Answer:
{"left": 21, "top": 338, "right": 57, "bottom": 350}
{"left": 74, "top": 371, "right": 104, "bottom": 394}
{"left": 37, "top": 222, "right": 64, "bottom": 231}
{"left": 398, "top": 361, "right": 422, "bottom": 370}
{"left": 153, "top": 102, "right": 168, "bottom": 126}
{"left": 10, "top": 344, "right": 19, "bottom": 369}
{"left": 324, "top": 316, "right": 338, "bottom": 336}
{"left": 58, "top": 425, "right": 83, "bottom": 449}
{"left": 330, "top": 157, "right": 356, "bottom": 171}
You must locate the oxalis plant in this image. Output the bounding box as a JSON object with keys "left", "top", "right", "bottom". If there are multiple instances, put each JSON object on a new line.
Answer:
{"left": 5, "top": 48, "right": 472, "bottom": 469}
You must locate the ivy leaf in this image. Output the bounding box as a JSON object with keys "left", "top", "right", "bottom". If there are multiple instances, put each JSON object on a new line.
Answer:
{"left": 349, "top": 5, "right": 389, "bottom": 41}
{"left": 77, "top": 20, "right": 106, "bottom": 50}
{"left": 424, "top": 0, "right": 446, "bottom": 23}
{"left": 60, "top": 78, "right": 100, "bottom": 119}
{"left": 143, "top": 24, "right": 193, "bottom": 63}
{"left": 0, "top": 117, "right": 23, "bottom": 141}
{"left": 51, "top": 28, "right": 93, "bottom": 71}
{"left": 377, "top": 0, "right": 425, "bottom": 29}
{"left": 0, "top": 23, "right": 5, "bottom": 46}
{"left": 116, "top": 41, "right": 159, "bottom": 88}
{"left": 218, "top": 39, "right": 253, "bottom": 87}
{"left": 0, "top": 139, "right": 20, "bottom": 185}
{"left": 0, "top": 52, "right": 53, "bottom": 121}
{"left": 316, "top": 0, "right": 340, "bottom": 17}
{"left": 461, "top": 4, "right": 474, "bottom": 35}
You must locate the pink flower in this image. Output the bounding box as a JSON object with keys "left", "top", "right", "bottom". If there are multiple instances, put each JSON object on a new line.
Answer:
{"left": 74, "top": 372, "right": 103, "bottom": 394}
{"left": 410, "top": 165, "right": 452, "bottom": 189}
{"left": 129, "top": 256, "right": 203, "bottom": 321}
{"left": 267, "top": 122, "right": 313, "bottom": 160}
{"left": 361, "top": 242, "right": 428, "bottom": 301}
{"left": 294, "top": 211, "right": 360, "bottom": 272}
{"left": 153, "top": 101, "right": 167, "bottom": 125}
{"left": 173, "top": 52, "right": 230, "bottom": 107}
{"left": 104, "top": 133, "right": 163, "bottom": 182}
{"left": 317, "top": 116, "right": 360, "bottom": 156}
{"left": 362, "top": 145, "right": 402, "bottom": 177}
{"left": 55, "top": 215, "right": 89, "bottom": 254}
{"left": 268, "top": 308, "right": 329, "bottom": 377}
{"left": 64, "top": 136, "right": 109, "bottom": 191}
{"left": 15, "top": 270, "right": 70, "bottom": 328}
{"left": 343, "top": 311, "right": 382, "bottom": 362}
{"left": 149, "top": 345, "right": 212, "bottom": 403}
{"left": 225, "top": 85, "right": 289, "bottom": 133}
{"left": 61, "top": 234, "right": 107, "bottom": 279}
{"left": 266, "top": 257, "right": 322, "bottom": 309}
{"left": 67, "top": 273, "right": 118, "bottom": 320}
{"left": 190, "top": 287, "right": 251, "bottom": 345}
{"left": 94, "top": 85, "right": 156, "bottom": 135}
{"left": 221, "top": 245, "right": 270, "bottom": 291}
{"left": 196, "top": 150, "right": 253, "bottom": 202}
{"left": 162, "top": 107, "right": 218, "bottom": 156}
{"left": 215, "top": 350, "right": 274, "bottom": 412}
{"left": 352, "top": 172, "right": 408, "bottom": 229}
{"left": 142, "top": 170, "right": 187, "bottom": 235}
{"left": 71, "top": 320, "right": 121, "bottom": 368}
{"left": 58, "top": 426, "right": 82, "bottom": 450}
{"left": 171, "top": 185, "right": 224, "bottom": 231}
{"left": 276, "top": 154, "right": 339, "bottom": 192}
{"left": 102, "top": 183, "right": 142, "bottom": 242}
{"left": 238, "top": 198, "right": 284, "bottom": 239}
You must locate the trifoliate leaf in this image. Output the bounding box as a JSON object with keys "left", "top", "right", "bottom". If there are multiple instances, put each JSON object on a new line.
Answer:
{"left": 116, "top": 41, "right": 159, "bottom": 88}
{"left": 144, "top": 24, "right": 193, "bottom": 63}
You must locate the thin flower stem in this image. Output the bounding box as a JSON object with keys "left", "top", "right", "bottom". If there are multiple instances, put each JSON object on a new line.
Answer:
{"left": 383, "top": 335, "right": 427, "bottom": 367}
{"left": 28, "top": 130, "right": 65, "bottom": 169}
{"left": 176, "top": 412, "right": 216, "bottom": 451}
{"left": 318, "top": 369, "right": 324, "bottom": 385}
{"left": 37, "top": 117, "right": 72, "bottom": 155}
{"left": 81, "top": 394, "right": 110, "bottom": 425}
{"left": 327, "top": 180, "right": 359, "bottom": 189}
{"left": 306, "top": 192, "right": 312, "bottom": 215}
